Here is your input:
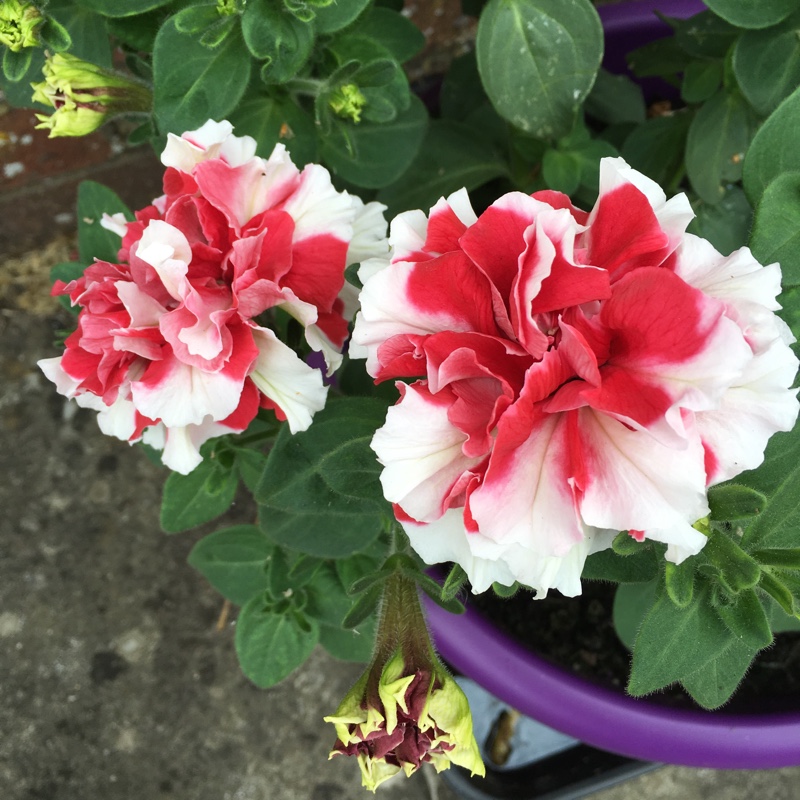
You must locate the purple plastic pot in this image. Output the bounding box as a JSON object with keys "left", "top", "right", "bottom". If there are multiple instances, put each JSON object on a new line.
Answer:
{"left": 424, "top": 597, "right": 800, "bottom": 769}
{"left": 423, "top": 0, "right": 800, "bottom": 771}
{"left": 599, "top": 0, "right": 706, "bottom": 78}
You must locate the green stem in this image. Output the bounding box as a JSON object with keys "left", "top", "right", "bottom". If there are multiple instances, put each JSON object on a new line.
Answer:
{"left": 286, "top": 77, "right": 324, "bottom": 97}
{"left": 233, "top": 428, "right": 276, "bottom": 447}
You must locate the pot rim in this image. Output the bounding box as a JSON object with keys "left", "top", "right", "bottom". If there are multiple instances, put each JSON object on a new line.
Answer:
{"left": 597, "top": 0, "right": 707, "bottom": 32}
{"left": 424, "top": 596, "right": 800, "bottom": 769}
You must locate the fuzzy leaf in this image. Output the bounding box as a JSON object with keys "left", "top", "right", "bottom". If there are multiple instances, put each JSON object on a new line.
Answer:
{"left": 235, "top": 596, "right": 319, "bottom": 687}
{"left": 188, "top": 525, "right": 272, "bottom": 605}
{"left": 476, "top": 0, "right": 603, "bottom": 140}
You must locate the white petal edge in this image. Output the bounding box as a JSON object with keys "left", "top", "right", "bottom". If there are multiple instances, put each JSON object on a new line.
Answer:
{"left": 249, "top": 328, "right": 328, "bottom": 433}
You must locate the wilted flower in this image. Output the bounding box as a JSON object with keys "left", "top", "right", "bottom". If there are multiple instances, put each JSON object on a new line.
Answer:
{"left": 0, "top": 0, "right": 43, "bottom": 52}
{"left": 31, "top": 53, "right": 151, "bottom": 137}
{"left": 39, "top": 120, "right": 388, "bottom": 473}
{"left": 351, "top": 157, "right": 799, "bottom": 597}
{"left": 325, "top": 573, "right": 484, "bottom": 791}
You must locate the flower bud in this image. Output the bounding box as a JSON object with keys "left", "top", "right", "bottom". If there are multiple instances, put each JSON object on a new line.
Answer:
{"left": 216, "top": 0, "right": 239, "bottom": 15}
{"left": 0, "top": 0, "right": 43, "bottom": 52}
{"left": 324, "top": 573, "right": 484, "bottom": 791}
{"left": 31, "top": 53, "right": 152, "bottom": 137}
{"left": 329, "top": 84, "right": 367, "bottom": 124}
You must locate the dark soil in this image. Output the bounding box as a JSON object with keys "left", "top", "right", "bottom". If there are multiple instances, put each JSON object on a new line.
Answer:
{"left": 470, "top": 580, "right": 800, "bottom": 714}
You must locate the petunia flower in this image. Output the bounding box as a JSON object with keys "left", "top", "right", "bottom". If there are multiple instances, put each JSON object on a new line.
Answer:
{"left": 351, "top": 157, "right": 799, "bottom": 597}
{"left": 39, "top": 120, "right": 388, "bottom": 473}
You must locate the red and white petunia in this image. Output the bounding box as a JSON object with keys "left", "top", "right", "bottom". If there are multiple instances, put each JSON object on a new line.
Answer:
{"left": 352, "top": 157, "right": 799, "bottom": 597}
{"left": 40, "top": 120, "right": 388, "bottom": 474}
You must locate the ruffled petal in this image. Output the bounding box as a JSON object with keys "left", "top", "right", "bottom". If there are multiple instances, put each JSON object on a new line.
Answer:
{"left": 248, "top": 328, "right": 328, "bottom": 433}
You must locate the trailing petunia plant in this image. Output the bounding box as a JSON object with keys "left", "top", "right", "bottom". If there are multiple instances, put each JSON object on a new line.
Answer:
{"left": 7, "top": 0, "right": 800, "bottom": 791}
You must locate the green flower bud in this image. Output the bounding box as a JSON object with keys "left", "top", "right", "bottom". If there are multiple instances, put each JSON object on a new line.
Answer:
{"left": 216, "top": 0, "right": 238, "bottom": 16}
{"left": 0, "top": 0, "right": 43, "bottom": 52}
{"left": 31, "top": 53, "right": 152, "bottom": 137}
{"left": 324, "top": 573, "right": 485, "bottom": 792}
{"left": 329, "top": 84, "right": 367, "bottom": 124}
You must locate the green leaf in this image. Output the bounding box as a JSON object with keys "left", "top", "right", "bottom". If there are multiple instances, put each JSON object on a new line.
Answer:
{"left": 627, "top": 36, "right": 686, "bottom": 78}
{"left": 703, "top": 0, "right": 797, "bottom": 30}
{"left": 413, "top": 570, "right": 465, "bottom": 615}
{"left": 105, "top": 9, "right": 163, "bottom": 52}
{"left": 70, "top": 0, "right": 172, "bottom": 17}
{"left": 48, "top": 1, "right": 113, "bottom": 67}
{"left": 152, "top": 18, "right": 251, "bottom": 134}
{"left": 229, "top": 94, "right": 317, "bottom": 167}
{"left": 188, "top": 525, "right": 273, "bottom": 605}
{"left": 778, "top": 284, "right": 800, "bottom": 340}
{"left": 319, "top": 618, "right": 376, "bottom": 662}
{"left": 3, "top": 48, "right": 33, "bottom": 83}
{"left": 231, "top": 445, "right": 269, "bottom": 495}
{"left": 715, "top": 589, "right": 773, "bottom": 650}
{"left": 760, "top": 568, "right": 796, "bottom": 614}
{"left": 743, "top": 84, "right": 800, "bottom": 205}
{"left": 672, "top": 11, "right": 739, "bottom": 59}
{"left": 571, "top": 137, "right": 618, "bottom": 198}
{"left": 265, "top": 547, "right": 293, "bottom": 596}
{"left": 320, "top": 93, "right": 428, "bottom": 188}
{"left": 612, "top": 579, "right": 658, "bottom": 650}
{"left": 628, "top": 583, "right": 732, "bottom": 696}
{"left": 173, "top": 4, "right": 220, "bottom": 35}
{"left": 256, "top": 397, "right": 391, "bottom": 558}
{"left": 341, "top": 582, "right": 383, "bottom": 629}
{"left": 680, "top": 638, "right": 757, "bottom": 709}
{"left": 77, "top": 181, "right": 133, "bottom": 265}
{"left": 687, "top": 184, "right": 752, "bottom": 256}
{"left": 749, "top": 172, "right": 800, "bottom": 286}
{"left": 582, "top": 547, "right": 659, "bottom": 584}
{"left": 440, "top": 51, "right": 488, "bottom": 122}
{"left": 199, "top": 15, "right": 238, "bottom": 48}
{"left": 288, "top": 553, "right": 325, "bottom": 586}
{"left": 492, "top": 581, "right": 520, "bottom": 598}
{"left": 686, "top": 90, "right": 755, "bottom": 205}
{"left": 242, "top": 0, "right": 313, "bottom": 82}
{"left": 734, "top": 13, "right": 800, "bottom": 116}
{"left": 584, "top": 68, "right": 645, "bottom": 125}
{"left": 235, "top": 596, "right": 319, "bottom": 687}
{"left": 767, "top": 595, "right": 800, "bottom": 632}
{"left": 160, "top": 459, "right": 238, "bottom": 533}
{"left": 314, "top": 0, "right": 371, "bottom": 33}
{"left": 542, "top": 148, "right": 581, "bottom": 195}
{"left": 0, "top": 47, "right": 42, "bottom": 104}
{"left": 681, "top": 59, "right": 723, "bottom": 105}
{"left": 38, "top": 16, "right": 72, "bottom": 51}
{"left": 665, "top": 559, "right": 695, "bottom": 608}
{"left": 611, "top": 530, "right": 644, "bottom": 556}
{"left": 357, "top": 6, "right": 425, "bottom": 62}
{"left": 752, "top": 548, "right": 800, "bottom": 569}
{"left": 703, "top": 528, "right": 762, "bottom": 593}
{"left": 738, "top": 426, "right": 800, "bottom": 551}
{"left": 305, "top": 563, "right": 354, "bottom": 627}
{"left": 707, "top": 483, "right": 768, "bottom": 521}
{"left": 377, "top": 119, "right": 508, "bottom": 217}
{"left": 621, "top": 111, "right": 691, "bottom": 187}
{"left": 259, "top": 505, "right": 386, "bottom": 559}
{"left": 442, "top": 564, "right": 468, "bottom": 602}
{"left": 476, "top": 0, "right": 603, "bottom": 140}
